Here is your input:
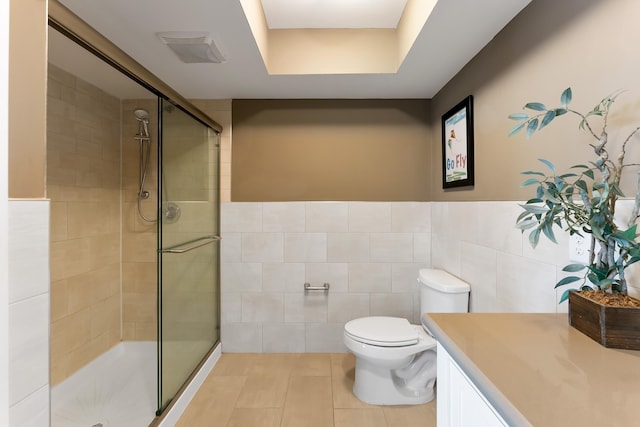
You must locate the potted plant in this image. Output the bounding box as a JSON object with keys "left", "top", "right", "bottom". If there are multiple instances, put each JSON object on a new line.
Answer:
{"left": 508, "top": 88, "right": 640, "bottom": 349}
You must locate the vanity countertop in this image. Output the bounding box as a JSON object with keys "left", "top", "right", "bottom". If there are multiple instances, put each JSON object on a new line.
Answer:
{"left": 422, "top": 313, "right": 640, "bottom": 427}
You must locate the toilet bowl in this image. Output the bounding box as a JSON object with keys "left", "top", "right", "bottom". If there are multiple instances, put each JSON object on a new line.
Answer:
{"left": 343, "top": 269, "right": 470, "bottom": 405}
{"left": 344, "top": 316, "right": 437, "bottom": 405}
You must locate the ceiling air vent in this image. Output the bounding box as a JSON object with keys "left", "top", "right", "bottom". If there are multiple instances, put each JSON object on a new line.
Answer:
{"left": 157, "top": 31, "right": 226, "bottom": 64}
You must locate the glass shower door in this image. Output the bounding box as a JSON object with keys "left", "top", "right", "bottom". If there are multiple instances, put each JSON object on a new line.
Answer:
{"left": 157, "top": 99, "right": 220, "bottom": 413}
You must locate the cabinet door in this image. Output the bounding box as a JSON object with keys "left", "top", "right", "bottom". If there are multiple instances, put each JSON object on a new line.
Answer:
{"left": 437, "top": 343, "right": 507, "bottom": 427}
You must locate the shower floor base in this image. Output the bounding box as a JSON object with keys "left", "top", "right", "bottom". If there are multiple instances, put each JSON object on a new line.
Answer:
{"left": 51, "top": 341, "right": 156, "bottom": 427}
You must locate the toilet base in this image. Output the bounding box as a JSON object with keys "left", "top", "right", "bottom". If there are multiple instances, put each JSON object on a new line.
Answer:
{"left": 352, "top": 352, "right": 436, "bottom": 405}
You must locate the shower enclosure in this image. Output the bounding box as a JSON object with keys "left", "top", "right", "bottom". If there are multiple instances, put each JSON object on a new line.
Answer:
{"left": 157, "top": 99, "right": 220, "bottom": 413}
{"left": 47, "top": 24, "right": 221, "bottom": 426}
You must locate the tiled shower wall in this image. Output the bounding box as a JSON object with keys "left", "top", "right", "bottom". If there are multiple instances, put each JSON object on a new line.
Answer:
{"left": 121, "top": 99, "right": 158, "bottom": 341}
{"left": 47, "top": 71, "right": 229, "bottom": 382}
{"left": 47, "top": 66, "right": 162, "bottom": 381}
{"left": 221, "top": 200, "right": 640, "bottom": 353}
{"left": 47, "top": 64, "right": 121, "bottom": 384}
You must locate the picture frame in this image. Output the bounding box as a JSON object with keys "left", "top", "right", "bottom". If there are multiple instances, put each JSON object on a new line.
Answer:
{"left": 441, "top": 95, "right": 474, "bottom": 189}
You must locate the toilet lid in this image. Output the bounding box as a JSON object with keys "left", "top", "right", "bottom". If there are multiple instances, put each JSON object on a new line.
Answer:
{"left": 344, "top": 317, "right": 418, "bottom": 347}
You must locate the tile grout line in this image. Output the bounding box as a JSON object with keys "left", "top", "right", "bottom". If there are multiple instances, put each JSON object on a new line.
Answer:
{"left": 277, "top": 367, "right": 292, "bottom": 427}
{"left": 223, "top": 374, "right": 249, "bottom": 427}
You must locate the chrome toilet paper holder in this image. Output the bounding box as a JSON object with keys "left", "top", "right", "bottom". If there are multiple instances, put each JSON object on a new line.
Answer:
{"left": 304, "top": 282, "right": 330, "bottom": 292}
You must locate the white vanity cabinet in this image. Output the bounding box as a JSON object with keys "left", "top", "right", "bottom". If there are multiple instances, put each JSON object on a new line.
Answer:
{"left": 436, "top": 343, "right": 507, "bottom": 427}
{"left": 425, "top": 313, "right": 640, "bottom": 427}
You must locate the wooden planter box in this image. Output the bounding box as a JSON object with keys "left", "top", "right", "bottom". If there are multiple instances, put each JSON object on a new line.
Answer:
{"left": 568, "top": 290, "right": 640, "bottom": 350}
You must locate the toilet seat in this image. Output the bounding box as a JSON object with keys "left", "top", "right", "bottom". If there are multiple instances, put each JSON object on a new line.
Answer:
{"left": 344, "top": 316, "right": 418, "bottom": 347}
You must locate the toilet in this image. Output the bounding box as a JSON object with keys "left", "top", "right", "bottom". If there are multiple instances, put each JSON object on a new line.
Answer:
{"left": 343, "top": 268, "right": 470, "bottom": 405}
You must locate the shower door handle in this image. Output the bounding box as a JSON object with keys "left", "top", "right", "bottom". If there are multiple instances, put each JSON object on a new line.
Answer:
{"left": 160, "top": 235, "right": 221, "bottom": 254}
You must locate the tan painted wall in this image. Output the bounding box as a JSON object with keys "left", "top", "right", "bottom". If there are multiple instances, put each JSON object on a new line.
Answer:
{"left": 232, "top": 99, "right": 431, "bottom": 201}
{"left": 239, "top": 0, "right": 435, "bottom": 75}
{"left": 267, "top": 29, "right": 398, "bottom": 74}
{"left": 9, "top": 0, "right": 47, "bottom": 198}
{"left": 429, "top": 0, "right": 640, "bottom": 201}
{"left": 219, "top": 0, "right": 640, "bottom": 203}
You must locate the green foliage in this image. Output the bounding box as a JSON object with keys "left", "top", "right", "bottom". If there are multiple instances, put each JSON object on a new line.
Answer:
{"left": 509, "top": 88, "right": 640, "bottom": 298}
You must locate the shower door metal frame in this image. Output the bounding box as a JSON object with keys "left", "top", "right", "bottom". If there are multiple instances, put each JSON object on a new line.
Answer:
{"left": 156, "top": 97, "right": 221, "bottom": 415}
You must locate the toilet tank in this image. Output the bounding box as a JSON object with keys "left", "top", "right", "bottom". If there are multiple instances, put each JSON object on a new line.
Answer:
{"left": 418, "top": 269, "right": 470, "bottom": 313}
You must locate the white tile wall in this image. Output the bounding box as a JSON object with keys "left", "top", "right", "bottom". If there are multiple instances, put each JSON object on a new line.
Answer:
{"left": 263, "top": 202, "right": 305, "bottom": 232}
{"left": 8, "top": 202, "right": 49, "bottom": 303}
{"left": 241, "top": 233, "right": 283, "bottom": 262}
{"left": 284, "top": 233, "right": 327, "bottom": 262}
{"left": 412, "top": 233, "right": 431, "bottom": 263}
{"left": 8, "top": 200, "right": 50, "bottom": 424}
{"left": 284, "top": 293, "right": 327, "bottom": 323}
{"left": 305, "top": 323, "right": 346, "bottom": 352}
{"left": 391, "top": 202, "right": 431, "bottom": 232}
{"left": 391, "top": 263, "right": 424, "bottom": 293}
{"left": 9, "top": 294, "right": 49, "bottom": 405}
{"left": 220, "top": 232, "right": 241, "bottom": 263}
{"left": 262, "top": 323, "right": 305, "bottom": 352}
{"left": 348, "top": 202, "right": 391, "bottom": 232}
{"left": 221, "top": 262, "right": 261, "bottom": 293}
{"left": 241, "top": 293, "right": 284, "bottom": 323}
{"left": 221, "top": 200, "right": 635, "bottom": 353}
{"left": 370, "top": 233, "right": 413, "bottom": 262}
{"left": 221, "top": 202, "right": 429, "bottom": 352}
{"left": 263, "top": 263, "right": 305, "bottom": 293}
{"left": 9, "top": 386, "right": 49, "bottom": 427}
{"left": 435, "top": 201, "right": 581, "bottom": 314}
{"left": 348, "top": 263, "right": 391, "bottom": 293}
{"left": 431, "top": 232, "right": 461, "bottom": 278}
{"left": 475, "top": 202, "right": 523, "bottom": 255}
{"left": 328, "top": 293, "right": 370, "bottom": 323}
{"left": 461, "top": 242, "right": 498, "bottom": 312}
{"left": 496, "top": 253, "right": 557, "bottom": 312}
{"left": 306, "top": 203, "right": 348, "bottom": 232}
{"left": 221, "top": 322, "right": 262, "bottom": 352}
{"left": 327, "top": 233, "right": 369, "bottom": 262}
{"left": 221, "top": 293, "right": 241, "bottom": 323}
{"left": 370, "top": 293, "right": 413, "bottom": 319}
{"left": 221, "top": 203, "right": 262, "bottom": 232}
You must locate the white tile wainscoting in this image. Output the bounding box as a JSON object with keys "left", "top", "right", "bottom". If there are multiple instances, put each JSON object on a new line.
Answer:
{"left": 8, "top": 200, "right": 50, "bottom": 425}
{"left": 221, "top": 202, "right": 431, "bottom": 352}
{"left": 220, "top": 200, "right": 640, "bottom": 353}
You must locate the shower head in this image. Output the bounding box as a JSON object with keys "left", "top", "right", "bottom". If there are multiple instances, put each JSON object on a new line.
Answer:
{"left": 134, "top": 109, "right": 149, "bottom": 122}
{"left": 134, "top": 109, "right": 150, "bottom": 137}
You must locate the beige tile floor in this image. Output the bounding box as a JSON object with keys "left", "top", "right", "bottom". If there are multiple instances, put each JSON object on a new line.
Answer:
{"left": 176, "top": 353, "right": 436, "bottom": 427}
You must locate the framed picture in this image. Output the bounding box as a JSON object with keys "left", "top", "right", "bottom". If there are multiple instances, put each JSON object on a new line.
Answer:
{"left": 442, "top": 95, "right": 474, "bottom": 189}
